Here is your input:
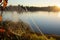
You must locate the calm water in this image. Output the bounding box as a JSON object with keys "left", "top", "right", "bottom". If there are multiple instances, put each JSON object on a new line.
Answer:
{"left": 2, "top": 11, "right": 60, "bottom": 35}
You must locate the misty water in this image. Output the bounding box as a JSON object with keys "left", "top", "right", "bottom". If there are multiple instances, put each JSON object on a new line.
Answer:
{"left": 2, "top": 11, "right": 60, "bottom": 35}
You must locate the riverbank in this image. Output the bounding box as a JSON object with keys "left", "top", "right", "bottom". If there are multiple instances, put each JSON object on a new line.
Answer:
{"left": 0, "top": 5, "right": 60, "bottom": 13}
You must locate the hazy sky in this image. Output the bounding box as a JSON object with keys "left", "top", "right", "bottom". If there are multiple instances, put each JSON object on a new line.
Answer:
{"left": 8, "top": 0, "right": 60, "bottom": 7}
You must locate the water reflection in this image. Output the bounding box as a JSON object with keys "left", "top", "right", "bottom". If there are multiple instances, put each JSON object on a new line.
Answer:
{"left": 2, "top": 11, "right": 60, "bottom": 35}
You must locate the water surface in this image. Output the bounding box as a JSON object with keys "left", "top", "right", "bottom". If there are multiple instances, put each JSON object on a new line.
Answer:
{"left": 3, "top": 11, "right": 60, "bottom": 35}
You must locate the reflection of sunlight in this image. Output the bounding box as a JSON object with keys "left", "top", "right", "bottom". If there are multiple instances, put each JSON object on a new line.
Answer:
{"left": 57, "top": 12, "right": 60, "bottom": 17}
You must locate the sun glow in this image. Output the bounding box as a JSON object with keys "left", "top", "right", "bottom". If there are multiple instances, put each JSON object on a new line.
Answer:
{"left": 56, "top": 4, "right": 60, "bottom": 8}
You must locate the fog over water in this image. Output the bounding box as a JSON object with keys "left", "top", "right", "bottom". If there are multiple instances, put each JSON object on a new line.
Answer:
{"left": 3, "top": 12, "right": 20, "bottom": 22}
{"left": 2, "top": 11, "right": 60, "bottom": 35}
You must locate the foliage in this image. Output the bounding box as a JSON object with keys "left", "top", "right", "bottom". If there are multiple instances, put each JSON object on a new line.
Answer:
{"left": 0, "top": 21, "right": 57, "bottom": 40}
{"left": 48, "top": 37, "right": 56, "bottom": 40}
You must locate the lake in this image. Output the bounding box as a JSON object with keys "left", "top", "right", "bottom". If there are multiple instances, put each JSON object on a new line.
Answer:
{"left": 2, "top": 11, "right": 60, "bottom": 35}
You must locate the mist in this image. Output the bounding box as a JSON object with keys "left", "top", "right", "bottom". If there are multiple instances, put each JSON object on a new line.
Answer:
{"left": 2, "top": 11, "right": 20, "bottom": 22}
